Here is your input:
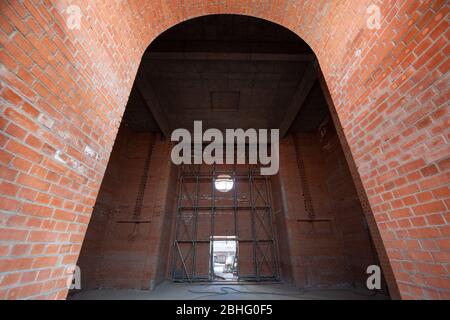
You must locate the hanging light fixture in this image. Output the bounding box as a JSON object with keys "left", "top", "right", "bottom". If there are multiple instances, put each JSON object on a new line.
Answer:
{"left": 214, "top": 174, "right": 234, "bottom": 192}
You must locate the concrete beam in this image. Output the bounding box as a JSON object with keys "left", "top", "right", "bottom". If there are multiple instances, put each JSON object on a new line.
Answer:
{"left": 145, "top": 51, "right": 315, "bottom": 62}
{"left": 279, "top": 60, "right": 318, "bottom": 138}
{"left": 135, "top": 68, "right": 171, "bottom": 138}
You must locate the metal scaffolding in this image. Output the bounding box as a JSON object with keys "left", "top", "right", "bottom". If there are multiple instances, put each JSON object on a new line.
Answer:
{"left": 171, "top": 163, "right": 279, "bottom": 282}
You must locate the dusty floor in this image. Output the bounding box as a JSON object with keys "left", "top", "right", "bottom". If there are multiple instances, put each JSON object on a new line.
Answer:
{"left": 68, "top": 281, "right": 389, "bottom": 300}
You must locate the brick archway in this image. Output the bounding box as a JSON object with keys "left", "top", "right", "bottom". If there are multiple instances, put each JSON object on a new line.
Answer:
{"left": 1, "top": 1, "right": 448, "bottom": 300}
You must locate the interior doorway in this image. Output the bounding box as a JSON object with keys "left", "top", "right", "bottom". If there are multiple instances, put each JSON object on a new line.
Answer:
{"left": 211, "top": 236, "right": 238, "bottom": 281}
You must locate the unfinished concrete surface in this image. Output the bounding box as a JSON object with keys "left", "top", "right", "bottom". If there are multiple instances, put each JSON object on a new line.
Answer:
{"left": 0, "top": 1, "right": 449, "bottom": 300}
{"left": 68, "top": 282, "right": 389, "bottom": 300}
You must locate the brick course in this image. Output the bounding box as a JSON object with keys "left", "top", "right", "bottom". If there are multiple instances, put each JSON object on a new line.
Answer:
{"left": 0, "top": 0, "right": 448, "bottom": 299}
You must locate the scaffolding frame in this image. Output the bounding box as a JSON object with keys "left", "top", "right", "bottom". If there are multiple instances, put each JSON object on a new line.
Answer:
{"left": 171, "top": 163, "right": 279, "bottom": 282}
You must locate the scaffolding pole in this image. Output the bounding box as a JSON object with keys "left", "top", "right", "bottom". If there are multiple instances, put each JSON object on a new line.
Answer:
{"left": 172, "top": 164, "right": 278, "bottom": 282}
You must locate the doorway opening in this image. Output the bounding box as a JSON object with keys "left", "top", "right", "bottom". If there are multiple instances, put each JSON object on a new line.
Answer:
{"left": 212, "top": 236, "right": 238, "bottom": 281}
{"left": 74, "top": 14, "right": 388, "bottom": 299}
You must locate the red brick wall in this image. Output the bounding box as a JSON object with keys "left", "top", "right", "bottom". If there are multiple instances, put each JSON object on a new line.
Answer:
{"left": 318, "top": 125, "right": 378, "bottom": 287}
{"left": 75, "top": 124, "right": 137, "bottom": 289}
{"left": 77, "top": 125, "right": 176, "bottom": 290}
{"left": 271, "top": 171, "right": 295, "bottom": 283}
{"left": 140, "top": 137, "right": 177, "bottom": 289}
{"left": 0, "top": 0, "right": 448, "bottom": 299}
{"left": 79, "top": 129, "right": 380, "bottom": 290}
{"left": 273, "top": 133, "right": 381, "bottom": 289}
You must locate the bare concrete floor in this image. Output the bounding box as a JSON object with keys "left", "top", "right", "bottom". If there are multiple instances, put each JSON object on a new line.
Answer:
{"left": 68, "top": 281, "right": 389, "bottom": 300}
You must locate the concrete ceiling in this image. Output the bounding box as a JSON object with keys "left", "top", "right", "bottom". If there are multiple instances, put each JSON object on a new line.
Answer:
{"left": 123, "top": 15, "right": 329, "bottom": 135}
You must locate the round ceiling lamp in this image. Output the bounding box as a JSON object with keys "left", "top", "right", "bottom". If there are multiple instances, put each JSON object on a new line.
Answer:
{"left": 214, "top": 174, "right": 234, "bottom": 192}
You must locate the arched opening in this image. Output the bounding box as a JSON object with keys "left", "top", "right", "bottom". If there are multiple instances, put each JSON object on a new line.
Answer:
{"left": 2, "top": 0, "right": 448, "bottom": 301}
{"left": 71, "top": 14, "right": 390, "bottom": 299}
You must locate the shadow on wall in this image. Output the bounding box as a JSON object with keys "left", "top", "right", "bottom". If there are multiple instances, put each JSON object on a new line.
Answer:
{"left": 76, "top": 124, "right": 177, "bottom": 290}
{"left": 272, "top": 119, "right": 388, "bottom": 294}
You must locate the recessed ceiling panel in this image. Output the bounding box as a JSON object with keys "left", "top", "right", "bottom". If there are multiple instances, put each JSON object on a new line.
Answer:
{"left": 211, "top": 91, "right": 240, "bottom": 112}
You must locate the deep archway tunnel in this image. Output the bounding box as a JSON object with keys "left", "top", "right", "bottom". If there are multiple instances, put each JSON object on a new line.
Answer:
{"left": 0, "top": 1, "right": 448, "bottom": 300}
